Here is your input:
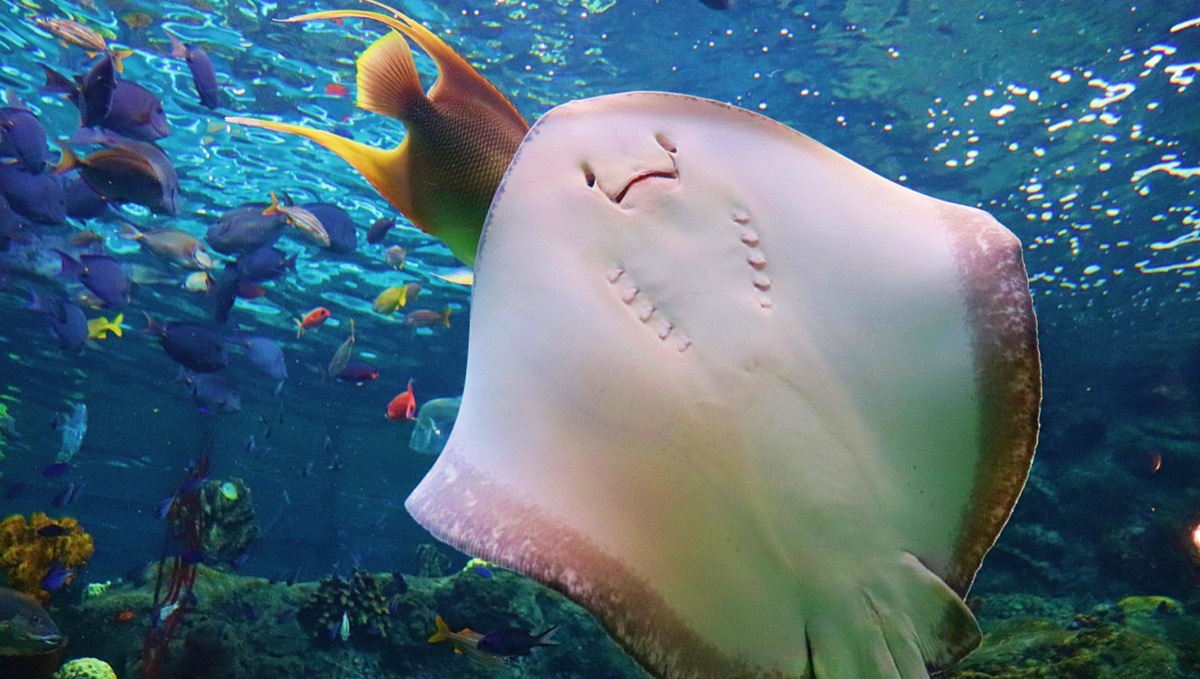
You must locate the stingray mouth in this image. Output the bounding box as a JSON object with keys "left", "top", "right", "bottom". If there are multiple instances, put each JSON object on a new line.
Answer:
{"left": 612, "top": 168, "right": 679, "bottom": 204}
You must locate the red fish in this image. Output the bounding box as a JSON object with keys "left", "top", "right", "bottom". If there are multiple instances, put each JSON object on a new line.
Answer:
{"left": 295, "top": 307, "right": 331, "bottom": 337}
{"left": 114, "top": 609, "right": 135, "bottom": 622}
{"left": 386, "top": 379, "right": 417, "bottom": 420}
{"left": 325, "top": 83, "right": 348, "bottom": 97}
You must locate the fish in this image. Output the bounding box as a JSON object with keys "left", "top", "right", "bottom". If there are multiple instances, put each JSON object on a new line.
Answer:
{"left": 87, "top": 313, "right": 123, "bottom": 340}
{"left": 40, "top": 564, "right": 72, "bottom": 592}
{"left": 26, "top": 291, "right": 88, "bottom": 351}
{"left": 372, "top": 285, "right": 411, "bottom": 314}
{"left": 51, "top": 484, "right": 76, "bottom": 507}
{"left": 477, "top": 625, "right": 559, "bottom": 657}
{"left": 366, "top": 217, "right": 395, "bottom": 244}
{"left": 62, "top": 178, "right": 113, "bottom": 220}
{"left": 235, "top": 244, "right": 296, "bottom": 283}
{"left": 404, "top": 307, "right": 451, "bottom": 329}
{"left": 180, "top": 371, "right": 241, "bottom": 414}
{"left": 336, "top": 362, "right": 380, "bottom": 384}
{"left": 56, "top": 134, "right": 181, "bottom": 215}
{"left": 165, "top": 29, "right": 220, "bottom": 109}
{"left": 339, "top": 611, "right": 351, "bottom": 642}
{"left": 402, "top": 91, "right": 1042, "bottom": 679}
{"left": 295, "top": 307, "right": 331, "bottom": 337}
{"left": 263, "top": 192, "right": 329, "bottom": 247}
{"left": 386, "top": 379, "right": 417, "bottom": 421}
{"left": 226, "top": 2, "right": 530, "bottom": 267}
{"left": 33, "top": 17, "right": 132, "bottom": 72}
{"left": 0, "top": 106, "right": 50, "bottom": 173}
{"left": 0, "top": 587, "right": 63, "bottom": 655}
{"left": 41, "top": 463, "right": 72, "bottom": 478}
{"left": 326, "top": 319, "right": 356, "bottom": 380}
{"left": 698, "top": 0, "right": 731, "bottom": 9}
{"left": 234, "top": 336, "right": 288, "bottom": 382}
{"left": 143, "top": 313, "right": 229, "bottom": 373}
{"left": 205, "top": 203, "right": 287, "bottom": 254}
{"left": 0, "top": 164, "right": 66, "bottom": 224}
{"left": 428, "top": 615, "right": 508, "bottom": 666}
{"left": 57, "top": 251, "right": 131, "bottom": 308}
{"left": 300, "top": 202, "right": 357, "bottom": 253}
{"left": 120, "top": 225, "right": 214, "bottom": 269}
{"left": 184, "top": 271, "right": 213, "bottom": 293}
{"left": 430, "top": 268, "right": 473, "bottom": 286}
{"left": 384, "top": 245, "right": 406, "bottom": 270}
{"left": 43, "top": 60, "right": 168, "bottom": 141}
{"left": 113, "top": 610, "right": 135, "bottom": 622}
{"left": 36, "top": 524, "right": 68, "bottom": 538}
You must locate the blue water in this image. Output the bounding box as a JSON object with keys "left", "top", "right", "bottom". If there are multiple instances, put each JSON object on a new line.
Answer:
{"left": 1, "top": 0, "right": 1200, "bottom": 676}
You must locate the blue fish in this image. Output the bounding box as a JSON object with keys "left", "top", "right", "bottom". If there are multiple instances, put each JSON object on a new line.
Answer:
{"left": 0, "top": 106, "right": 50, "bottom": 173}
{"left": 26, "top": 291, "right": 88, "bottom": 352}
{"left": 166, "top": 30, "right": 220, "bottom": 109}
{"left": 476, "top": 625, "right": 560, "bottom": 657}
{"left": 144, "top": 314, "right": 228, "bottom": 372}
{"left": 300, "top": 203, "right": 357, "bottom": 254}
{"left": 40, "top": 563, "right": 72, "bottom": 591}
{"left": 233, "top": 336, "right": 288, "bottom": 382}
{"left": 179, "top": 371, "right": 241, "bottom": 415}
{"left": 179, "top": 548, "right": 206, "bottom": 565}
{"left": 57, "top": 252, "right": 131, "bottom": 308}
{"left": 205, "top": 203, "right": 286, "bottom": 255}
{"left": 41, "top": 462, "right": 72, "bottom": 478}
{"left": 0, "top": 164, "right": 65, "bottom": 224}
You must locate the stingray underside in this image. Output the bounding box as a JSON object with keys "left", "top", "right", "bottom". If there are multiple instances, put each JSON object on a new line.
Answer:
{"left": 406, "top": 92, "right": 1040, "bottom": 679}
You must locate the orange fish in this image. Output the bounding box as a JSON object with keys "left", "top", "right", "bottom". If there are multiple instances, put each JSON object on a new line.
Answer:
{"left": 295, "top": 307, "right": 331, "bottom": 337}
{"left": 325, "top": 82, "right": 348, "bottom": 97}
{"left": 225, "top": 1, "right": 530, "bottom": 267}
{"left": 405, "top": 307, "right": 451, "bottom": 329}
{"left": 386, "top": 379, "right": 417, "bottom": 420}
{"left": 114, "top": 610, "right": 135, "bottom": 622}
{"left": 34, "top": 17, "right": 133, "bottom": 72}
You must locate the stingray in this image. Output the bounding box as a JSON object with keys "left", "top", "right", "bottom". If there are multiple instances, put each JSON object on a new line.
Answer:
{"left": 406, "top": 92, "right": 1041, "bottom": 679}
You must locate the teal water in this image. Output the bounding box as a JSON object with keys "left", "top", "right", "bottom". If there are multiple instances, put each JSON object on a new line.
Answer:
{"left": 1, "top": 0, "right": 1199, "bottom": 677}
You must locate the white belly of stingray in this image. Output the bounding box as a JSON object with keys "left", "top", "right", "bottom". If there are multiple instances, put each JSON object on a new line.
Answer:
{"left": 406, "top": 92, "right": 1040, "bottom": 679}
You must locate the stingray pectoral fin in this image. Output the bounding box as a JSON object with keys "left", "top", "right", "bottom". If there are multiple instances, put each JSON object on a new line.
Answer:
{"left": 225, "top": 116, "right": 414, "bottom": 223}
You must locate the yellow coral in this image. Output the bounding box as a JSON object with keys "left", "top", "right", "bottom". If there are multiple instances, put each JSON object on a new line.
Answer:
{"left": 52, "top": 658, "right": 117, "bottom": 679}
{"left": 0, "top": 513, "right": 94, "bottom": 603}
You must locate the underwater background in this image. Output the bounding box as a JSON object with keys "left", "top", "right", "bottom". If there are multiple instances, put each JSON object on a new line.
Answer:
{"left": 0, "top": 0, "right": 1198, "bottom": 677}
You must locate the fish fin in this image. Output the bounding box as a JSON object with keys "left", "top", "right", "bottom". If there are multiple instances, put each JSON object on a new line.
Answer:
{"left": 141, "top": 311, "right": 165, "bottom": 337}
{"left": 39, "top": 64, "right": 77, "bottom": 94}
{"left": 263, "top": 191, "right": 283, "bottom": 216}
{"left": 355, "top": 31, "right": 426, "bottom": 121}
{"left": 356, "top": 0, "right": 525, "bottom": 127}
{"left": 111, "top": 313, "right": 124, "bottom": 338}
{"left": 294, "top": 318, "right": 305, "bottom": 338}
{"left": 54, "top": 250, "right": 83, "bottom": 278}
{"left": 535, "top": 625, "right": 560, "bottom": 646}
{"left": 441, "top": 307, "right": 452, "bottom": 328}
{"left": 164, "top": 28, "right": 187, "bottom": 59}
{"left": 54, "top": 143, "right": 82, "bottom": 175}
{"left": 227, "top": 117, "right": 414, "bottom": 223}
{"left": 109, "top": 49, "right": 134, "bottom": 74}
{"left": 398, "top": 286, "right": 408, "bottom": 308}
{"left": 428, "top": 615, "right": 451, "bottom": 644}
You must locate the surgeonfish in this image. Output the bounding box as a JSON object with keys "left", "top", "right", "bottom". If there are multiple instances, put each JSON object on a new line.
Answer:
{"left": 226, "top": 0, "right": 530, "bottom": 266}
{"left": 165, "top": 29, "right": 221, "bottom": 109}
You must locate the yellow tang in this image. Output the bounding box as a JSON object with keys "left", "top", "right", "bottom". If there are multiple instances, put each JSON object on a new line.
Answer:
{"left": 227, "top": 0, "right": 529, "bottom": 267}
{"left": 372, "top": 285, "right": 410, "bottom": 314}
{"left": 87, "top": 314, "right": 124, "bottom": 340}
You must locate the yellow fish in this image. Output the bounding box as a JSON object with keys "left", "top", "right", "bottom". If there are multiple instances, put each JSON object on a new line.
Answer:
{"left": 226, "top": 1, "right": 529, "bottom": 267}
{"left": 87, "top": 313, "right": 124, "bottom": 340}
{"left": 372, "top": 285, "right": 411, "bottom": 314}
{"left": 431, "top": 268, "right": 474, "bottom": 286}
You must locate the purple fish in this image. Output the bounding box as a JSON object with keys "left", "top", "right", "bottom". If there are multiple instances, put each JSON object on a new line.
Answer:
{"left": 62, "top": 177, "right": 112, "bottom": 220}
{"left": 476, "top": 626, "right": 559, "bottom": 657}
{"left": 234, "top": 336, "right": 288, "bottom": 381}
{"left": 144, "top": 314, "right": 228, "bottom": 372}
{"left": 336, "top": 362, "right": 380, "bottom": 384}
{"left": 205, "top": 204, "right": 286, "bottom": 255}
{"left": 105, "top": 80, "right": 169, "bottom": 140}
{"left": 0, "top": 107, "right": 49, "bottom": 173}
{"left": 179, "top": 548, "right": 206, "bottom": 565}
{"left": 26, "top": 291, "right": 88, "bottom": 352}
{"left": 0, "top": 164, "right": 65, "bottom": 224}
{"left": 41, "top": 59, "right": 115, "bottom": 132}
{"left": 41, "top": 462, "right": 72, "bottom": 478}
{"left": 59, "top": 132, "right": 180, "bottom": 215}
{"left": 37, "top": 524, "right": 68, "bottom": 538}
{"left": 300, "top": 203, "right": 357, "bottom": 253}
{"left": 166, "top": 30, "right": 220, "bottom": 109}
{"left": 236, "top": 244, "right": 295, "bottom": 283}
{"left": 365, "top": 217, "right": 395, "bottom": 245}
{"left": 40, "top": 563, "right": 72, "bottom": 591}
{"left": 180, "top": 371, "right": 240, "bottom": 414}
{"left": 57, "top": 252, "right": 130, "bottom": 308}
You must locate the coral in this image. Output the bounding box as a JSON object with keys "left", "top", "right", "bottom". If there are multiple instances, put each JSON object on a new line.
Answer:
{"left": 415, "top": 543, "right": 452, "bottom": 577}
{"left": 52, "top": 657, "right": 117, "bottom": 679}
{"left": 171, "top": 479, "right": 259, "bottom": 565}
{"left": 298, "top": 569, "right": 396, "bottom": 642}
{"left": 0, "top": 513, "right": 94, "bottom": 602}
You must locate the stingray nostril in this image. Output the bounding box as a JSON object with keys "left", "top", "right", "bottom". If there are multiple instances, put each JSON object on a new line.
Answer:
{"left": 655, "top": 133, "right": 677, "bottom": 154}
{"left": 583, "top": 165, "right": 596, "bottom": 188}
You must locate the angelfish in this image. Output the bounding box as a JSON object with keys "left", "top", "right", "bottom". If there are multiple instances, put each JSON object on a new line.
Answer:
{"left": 227, "top": 1, "right": 529, "bottom": 267}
